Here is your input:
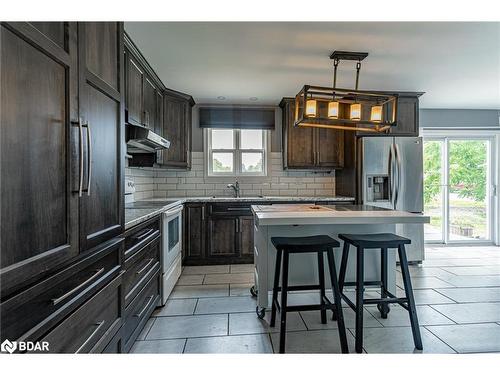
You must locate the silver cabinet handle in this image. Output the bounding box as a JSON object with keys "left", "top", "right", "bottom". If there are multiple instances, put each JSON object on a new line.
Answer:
{"left": 51, "top": 268, "right": 105, "bottom": 306}
{"left": 136, "top": 258, "right": 154, "bottom": 275}
{"left": 133, "top": 228, "right": 155, "bottom": 241}
{"left": 72, "top": 118, "right": 85, "bottom": 197}
{"left": 227, "top": 207, "right": 251, "bottom": 211}
{"left": 86, "top": 122, "right": 92, "bottom": 196}
{"left": 134, "top": 295, "right": 154, "bottom": 318}
{"left": 75, "top": 320, "right": 105, "bottom": 354}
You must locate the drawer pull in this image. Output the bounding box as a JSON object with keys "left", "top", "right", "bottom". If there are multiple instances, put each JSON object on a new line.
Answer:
{"left": 136, "top": 258, "right": 154, "bottom": 275}
{"left": 134, "top": 295, "right": 154, "bottom": 318}
{"left": 226, "top": 207, "right": 251, "bottom": 211}
{"left": 75, "top": 320, "right": 105, "bottom": 354}
{"left": 51, "top": 268, "right": 105, "bottom": 306}
{"left": 133, "top": 228, "right": 155, "bottom": 240}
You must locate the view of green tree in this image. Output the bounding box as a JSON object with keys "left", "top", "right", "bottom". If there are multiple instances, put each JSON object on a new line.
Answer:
{"left": 242, "top": 159, "right": 263, "bottom": 172}
{"left": 213, "top": 157, "right": 231, "bottom": 172}
{"left": 424, "top": 140, "right": 487, "bottom": 205}
{"left": 423, "top": 141, "right": 441, "bottom": 205}
{"left": 449, "top": 140, "right": 487, "bottom": 202}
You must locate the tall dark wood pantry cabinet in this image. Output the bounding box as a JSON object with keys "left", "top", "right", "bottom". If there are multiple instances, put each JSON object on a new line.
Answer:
{"left": 0, "top": 22, "right": 125, "bottom": 353}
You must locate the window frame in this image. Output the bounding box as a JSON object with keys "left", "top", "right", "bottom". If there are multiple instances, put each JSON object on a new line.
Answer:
{"left": 206, "top": 128, "right": 268, "bottom": 177}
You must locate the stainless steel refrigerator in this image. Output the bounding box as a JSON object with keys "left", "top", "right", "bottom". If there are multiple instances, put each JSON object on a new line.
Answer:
{"left": 359, "top": 136, "right": 425, "bottom": 262}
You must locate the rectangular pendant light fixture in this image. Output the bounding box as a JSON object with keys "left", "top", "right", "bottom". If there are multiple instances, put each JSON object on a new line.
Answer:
{"left": 350, "top": 103, "right": 361, "bottom": 121}
{"left": 328, "top": 101, "right": 339, "bottom": 119}
{"left": 370, "top": 105, "right": 383, "bottom": 122}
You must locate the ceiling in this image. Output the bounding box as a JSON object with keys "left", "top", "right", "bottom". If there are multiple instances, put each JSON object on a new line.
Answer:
{"left": 125, "top": 22, "right": 500, "bottom": 109}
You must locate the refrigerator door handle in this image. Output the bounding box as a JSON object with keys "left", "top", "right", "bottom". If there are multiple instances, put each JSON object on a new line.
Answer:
{"left": 394, "top": 143, "right": 402, "bottom": 209}
{"left": 388, "top": 144, "right": 395, "bottom": 208}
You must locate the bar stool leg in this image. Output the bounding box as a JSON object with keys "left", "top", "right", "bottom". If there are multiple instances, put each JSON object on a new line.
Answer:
{"left": 338, "top": 241, "right": 350, "bottom": 292}
{"left": 326, "top": 248, "right": 349, "bottom": 353}
{"left": 270, "top": 249, "right": 282, "bottom": 327}
{"left": 398, "top": 244, "right": 423, "bottom": 350}
{"left": 333, "top": 241, "right": 349, "bottom": 321}
{"left": 317, "top": 251, "right": 327, "bottom": 324}
{"left": 379, "top": 247, "right": 389, "bottom": 319}
{"left": 279, "top": 251, "right": 290, "bottom": 354}
{"left": 355, "top": 246, "right": 365, "bottom": 354}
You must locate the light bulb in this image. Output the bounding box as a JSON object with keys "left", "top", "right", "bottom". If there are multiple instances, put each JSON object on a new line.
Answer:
{"left": 350, "top": 103, "right": 361, "bottom": 120}
{"left": 370, "top": 105, "right": 383, "bottom": 122}
{"left": 328, "top": 101, "right": 339, "bottom": 119}
{"left": 305, "top": 99, "right": 317, "bottom": 117}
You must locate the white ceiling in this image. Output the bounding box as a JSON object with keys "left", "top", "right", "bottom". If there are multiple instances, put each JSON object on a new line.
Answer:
{"left": 125, "top": 22, "right": 500, "bottom": 109}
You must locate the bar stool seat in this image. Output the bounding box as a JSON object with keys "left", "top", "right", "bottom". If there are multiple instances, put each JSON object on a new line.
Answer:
{"left": 272, "top": 235, "right": 340, "bottom": 252}
{"left": 270, "top": 235, "right": 349, "bottom": 354}
{"left": 338, "top": 233, "right": 411, "bottom": 248}
{"left": 335, "top": 232, "right": 422, "bottom": 353}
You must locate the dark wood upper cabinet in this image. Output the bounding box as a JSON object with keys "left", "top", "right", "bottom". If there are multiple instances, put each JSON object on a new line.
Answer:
{"left": 78, "top": 22, "right": 124, "bottom": 252}
{"left": 125, "top": 52, "right": 144, "bottom": 127}
{"left": 143, "top": 76, "right": 159, "bottom": 130}
{"left": 389, "top": 95, "right": 420, "bottom": 136}
{"left": 84, "top": 22, "right": 119, "bottom": 91}
{"left": 124, "top": 33, "right": 194, "bottom": 170}
{"left": 156, "top": 93, "right": 193, "bottom": 169}
{"left": 280, "top": 98, "right": 344, "bottom": 170}
{"left": 0, "top": 22, "right": 79, "bottom": 296}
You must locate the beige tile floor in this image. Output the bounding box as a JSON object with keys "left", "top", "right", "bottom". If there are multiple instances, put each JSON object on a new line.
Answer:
{"left": 131, "top": 246, "right": 500, "bottom": 354}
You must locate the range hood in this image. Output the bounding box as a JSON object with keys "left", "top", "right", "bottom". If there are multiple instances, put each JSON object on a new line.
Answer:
{"left": 126, "top": 124, "right": 170, "bottom": 153}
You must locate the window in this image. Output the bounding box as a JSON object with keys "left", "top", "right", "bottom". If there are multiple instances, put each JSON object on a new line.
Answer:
{"left": 206, "top": 129, "right": 267, "bottom": 176}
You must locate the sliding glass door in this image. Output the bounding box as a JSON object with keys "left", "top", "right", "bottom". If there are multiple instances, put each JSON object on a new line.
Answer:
{"left": 424, "top": 137, "right": 494, "bottom": 244}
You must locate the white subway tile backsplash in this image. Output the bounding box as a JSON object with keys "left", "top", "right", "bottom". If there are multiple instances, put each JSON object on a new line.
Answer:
{"left": 128, "top": 152, "right": 336, "bottom": 199}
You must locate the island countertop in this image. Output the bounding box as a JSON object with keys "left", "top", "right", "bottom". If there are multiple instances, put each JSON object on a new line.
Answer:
{"left": 251, "top": 204, "right": 430, "bottom": 226}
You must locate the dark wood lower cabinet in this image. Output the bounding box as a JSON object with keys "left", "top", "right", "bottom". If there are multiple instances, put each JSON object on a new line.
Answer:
{"left": 183, "top": 201, "right": 354, "bottom": 266}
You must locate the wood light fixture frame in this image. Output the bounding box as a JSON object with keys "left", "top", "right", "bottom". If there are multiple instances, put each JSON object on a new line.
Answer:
{"left": 294, "top": 51, "right": 398, "bottom": 133}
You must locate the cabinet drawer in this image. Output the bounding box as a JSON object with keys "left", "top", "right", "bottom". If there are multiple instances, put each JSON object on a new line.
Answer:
{"left": 208, "top": 203, "right": 254, "bottom": 216}
{"left": 123, "top": 237, "right": 160, "bottom": 307}
{"left": 124, "top": 216, "right": 161, "bottom": 259}
{"left": 0, "top": 237, "right": 122, "bottom": 342}
{"left": 123, "top": 271, "right": 160, "bottom": 352}
{"left": 39, "top": 275, "right": 122, "bottom": 353}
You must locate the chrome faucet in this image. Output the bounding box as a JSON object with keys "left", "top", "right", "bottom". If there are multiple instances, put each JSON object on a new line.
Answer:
{"left": 227, "top": 180, "right": 240, "bottom": 198}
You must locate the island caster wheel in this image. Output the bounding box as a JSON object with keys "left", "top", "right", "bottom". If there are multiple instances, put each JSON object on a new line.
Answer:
{"left": 250, "top": 285, "right": 258, "bottom": 298}
{"left": 377, "top": 302, "right": 390, "bottom": 319}
{"left": 256, "top": 306, "right": 266, "bottom": 319}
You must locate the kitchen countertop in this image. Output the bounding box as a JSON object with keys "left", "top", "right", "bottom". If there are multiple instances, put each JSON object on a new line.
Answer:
{"left": 251, "top": 204, "right": 430, "bottom": 226}
{"left": 124, "top": 196, "right": 355, "bottom": 230}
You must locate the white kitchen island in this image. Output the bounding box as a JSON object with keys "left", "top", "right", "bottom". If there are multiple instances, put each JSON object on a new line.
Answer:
{"left": 251, "top": 204, "right": 430, "bottom": 316}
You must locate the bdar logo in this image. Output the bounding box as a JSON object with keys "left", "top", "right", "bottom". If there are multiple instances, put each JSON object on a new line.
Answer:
{"left": 1, "top": 339, "right": 17, "bottom": 354}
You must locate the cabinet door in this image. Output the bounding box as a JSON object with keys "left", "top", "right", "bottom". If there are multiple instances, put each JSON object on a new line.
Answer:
{"left": 239, "top": 217, "right": 254, "bottom": 258}
{"left": 316, "top": 128, "right": 345, "bottom": 168}
{"left": 159, "top": 96, "right": 191, "bottom": 168}
{"left": 143, "top": 76, "right": 157, "bottom": 129}
{"left": 0, "top": 22, "right": 79, "bottom": 295}
{"left": 126, "top": 52, "right": 144, "bottom": 126}
{"left": 208, "top": 217, "right": 238, "bottom": 258}
{"left": 282, "top": 99, "right": 315, "bottom": 168}
{"left": 78, "top": 22, "right": 124, "bottom": 252}
{"left": 390, "top": 96, "right": 419, "bottom": 136}
{"left": 183, "top": 203, "right": 206, "bottom": 261}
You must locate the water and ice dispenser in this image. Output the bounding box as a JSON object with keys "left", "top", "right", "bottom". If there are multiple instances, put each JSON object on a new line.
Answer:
{"left": 366, "top": 175, "right": 389, "bottom": 203}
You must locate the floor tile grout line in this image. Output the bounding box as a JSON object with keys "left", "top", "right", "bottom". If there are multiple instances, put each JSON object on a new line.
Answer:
{"left": 142, "top": 317, "right": 156, "bottom": 340}
{"left": 422, "top": 326, "right": 459, "bottom": 354}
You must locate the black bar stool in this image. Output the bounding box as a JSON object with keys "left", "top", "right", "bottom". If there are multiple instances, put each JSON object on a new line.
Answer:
{"left": 335, "top": 233, "right": 422, "bottom": 353}
{"left": 270, "top": 235, "right": 349, "bottom": 354}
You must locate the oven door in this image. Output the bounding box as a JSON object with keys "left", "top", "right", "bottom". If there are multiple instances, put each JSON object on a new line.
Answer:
{"left": 162, "top": 205, "right": 183, "bottom": 271}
